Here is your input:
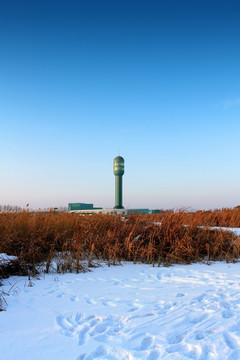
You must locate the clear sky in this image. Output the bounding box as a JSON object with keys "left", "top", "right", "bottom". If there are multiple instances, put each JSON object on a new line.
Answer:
{"left": 0, "top": 0, "right": 240, "bottom": 210}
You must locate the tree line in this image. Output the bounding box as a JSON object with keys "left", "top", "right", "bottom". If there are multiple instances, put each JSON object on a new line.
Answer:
{"left": 0, "top": 205, "right": 68, "bottom": 211}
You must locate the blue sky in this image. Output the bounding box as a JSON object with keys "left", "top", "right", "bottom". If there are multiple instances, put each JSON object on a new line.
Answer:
{"left": 0, "top": 0, "right": 240, "bottom": 210}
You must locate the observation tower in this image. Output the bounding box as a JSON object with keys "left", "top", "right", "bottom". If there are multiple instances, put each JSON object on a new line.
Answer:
{"left": 113, "top": 156, "right": 125, "bottom": 209}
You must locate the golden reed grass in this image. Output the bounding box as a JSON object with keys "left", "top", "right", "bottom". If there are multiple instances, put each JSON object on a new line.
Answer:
{"left": 0, "top": 208, "right": 239, "bottom": 281}
{"left": 148, "top": 207, "right": 240, "bottom": 227}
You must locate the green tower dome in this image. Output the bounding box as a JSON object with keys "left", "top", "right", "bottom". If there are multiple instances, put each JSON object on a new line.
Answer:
{"left": 113, "top": 156, "right": 125, "bottom": 176}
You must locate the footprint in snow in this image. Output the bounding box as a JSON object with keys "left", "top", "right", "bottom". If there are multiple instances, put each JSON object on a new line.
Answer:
{"left": 90, "top": 323, "right": 106, "bottom": 335}
{"left": 193, "top": 330, "right": 213, "bottom": 340}
{"left": 166, "top": 332, "right": 184, "bottom": 344}
{"left": 84, "top": 297, "right": 97, "bottom": 305}
{"left": 176, "top": 293, "right": 185, "bottom": 297}
{"left": 56, "top": 293, "right": 64, "bottom": 298}
{"left": 113, "top": 280, "right": 121, "bottom": 285}
{"left": 140, "top": 336, "right": 153, "bottom": 350}
{"left": 199, "top": 343, "right": 216, "bottom": 360}
{"left": 222, "top": 310, "right": 234, "bottom": 319}
{"left": 56, "top": 315, "right": 76, "bottom": 337}
{"left": 78, "top": 324, "right": 90, "bottom": 345}
{"left": 147, "top": 349, "right": 161, "bottom": 360}
{"left": 187, "top": 312, "right": 208, "bottom": 324}
{"left": 156, "top": 272, "right": 161, "bottom": 280}
{"left": 194, "top": 294, "right": 206, "bottom": 302}
{"left": 220, "top": 301, "right": 231, "bottom": 310}
{"left": 102, "top": 300, "right": 117, "bottom": 307}
{"left": 223, "top": 331, "right": 240, "bottom": 350}
{"left": 127, "top": 301, "right": 143, "bottom": 312}
{"left": 78, "top": 345, "right": 120, "bottom": 360}
{"left": 127, "top": 332, "right": 149, "bottom": 350}
{"left": 47, "top": 289, "right": 55, "bottom": 294}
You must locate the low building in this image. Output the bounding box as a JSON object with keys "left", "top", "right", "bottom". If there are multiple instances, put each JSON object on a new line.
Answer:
{"left": 68, "top": 203, "right": 102, "bottom": 211}
{"left": 68, "top": 206, "right": 160, "bottom": 215}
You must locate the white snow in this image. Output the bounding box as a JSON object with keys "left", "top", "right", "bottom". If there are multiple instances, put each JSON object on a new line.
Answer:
{"left": 1, "top": 262, "right": 240, "bottom": 360}
{"left": 212, "top": 227, "right": 240, "bottom": 236}
{"left": 0, "top": 253, "right": 17, "bottom": 265}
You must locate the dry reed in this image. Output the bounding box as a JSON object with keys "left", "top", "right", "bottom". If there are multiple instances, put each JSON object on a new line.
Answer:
{"left": 0, "top": 208, "right": 239, "bottom": 281}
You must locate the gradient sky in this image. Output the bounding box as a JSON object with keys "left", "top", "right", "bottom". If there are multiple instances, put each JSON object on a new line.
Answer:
{"left": 0, "top": 0, "right": 240, "bottom": 210}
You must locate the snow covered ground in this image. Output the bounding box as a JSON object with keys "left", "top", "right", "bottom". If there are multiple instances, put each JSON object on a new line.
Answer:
{"left": 1, "top": 262, "right": 240, "bottom": 360}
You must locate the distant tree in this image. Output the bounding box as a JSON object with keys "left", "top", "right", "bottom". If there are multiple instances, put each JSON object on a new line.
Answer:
{"left": 0, "top": 204, "right": 23, "bottom": 211}
{"left": 58, "top": 206, "right": 68, "bottom": 211}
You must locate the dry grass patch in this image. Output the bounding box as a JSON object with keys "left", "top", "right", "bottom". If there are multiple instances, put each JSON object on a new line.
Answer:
{"left": 0, "top": 210, "right": 239, "bottom": 279}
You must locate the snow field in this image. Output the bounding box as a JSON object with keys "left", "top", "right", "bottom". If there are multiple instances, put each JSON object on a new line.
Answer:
{"left": 1, "top": 262, "right": 240, "bottom": 360}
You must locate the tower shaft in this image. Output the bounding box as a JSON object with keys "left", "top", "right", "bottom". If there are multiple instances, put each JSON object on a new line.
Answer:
{"left": 115, "top": 175, "right": 123, "bottom": 209}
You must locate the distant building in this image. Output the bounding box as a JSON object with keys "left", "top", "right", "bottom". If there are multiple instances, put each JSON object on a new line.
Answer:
{"left": 68, "top": 203, "right": 102, "bottom": 211}
{"left": 68, "top": 206, "right": 160, "bottom": 215}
